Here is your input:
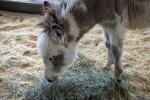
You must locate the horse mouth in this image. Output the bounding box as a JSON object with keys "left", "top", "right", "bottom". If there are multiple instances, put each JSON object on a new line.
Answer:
{"left": 46, "top": 76, "right": 58, "bottom": 82}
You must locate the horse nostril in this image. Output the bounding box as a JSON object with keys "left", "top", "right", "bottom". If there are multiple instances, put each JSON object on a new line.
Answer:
{"left": 47, "top": 79, "right": 54, "bottom": 82}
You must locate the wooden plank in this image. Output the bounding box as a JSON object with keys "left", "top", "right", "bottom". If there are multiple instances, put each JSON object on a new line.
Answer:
{"left": 0, "top": 0, "right": 43, "bottom": 15}
{"left": 4, "top": 0, "right": 43, "bottom": 4}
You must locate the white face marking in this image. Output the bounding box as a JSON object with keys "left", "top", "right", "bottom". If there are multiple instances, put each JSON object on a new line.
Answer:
{"left": 37, "top": 32, "right": 78, "bottom": 81}
{"left": 37, "top": 33, "right": 62, "bottom": 79}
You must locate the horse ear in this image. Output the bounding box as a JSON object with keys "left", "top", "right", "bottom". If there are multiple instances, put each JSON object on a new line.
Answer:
{"left": 43, "top": 1, "right": 52, "bottom": 14}
{"left": 51, "top": 25, "right": 65, "bottom": 43}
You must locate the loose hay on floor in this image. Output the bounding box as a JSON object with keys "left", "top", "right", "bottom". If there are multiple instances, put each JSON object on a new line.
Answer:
{"left": 1, "top": 11, "right": 150, "bottom": 100}
{"left": 24, "top": 53, "right": 132, "bottom": 100}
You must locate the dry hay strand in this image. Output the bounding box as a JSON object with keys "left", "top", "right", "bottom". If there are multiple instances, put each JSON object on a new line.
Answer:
{"left": 23, "top": 53, "right": 132, "bottom": 100}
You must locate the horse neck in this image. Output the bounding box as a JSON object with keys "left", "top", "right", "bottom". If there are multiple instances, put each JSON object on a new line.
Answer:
{"left": 64, "top": 1, "right": 98, "bottom": 43}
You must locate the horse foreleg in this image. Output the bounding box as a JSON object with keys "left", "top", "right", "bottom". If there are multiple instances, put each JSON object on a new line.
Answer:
{"left": 102, "top": 29, "right": 113, "bottom": 71}
{"left": 109, "top": 24, "right": 125, "bottom": 82}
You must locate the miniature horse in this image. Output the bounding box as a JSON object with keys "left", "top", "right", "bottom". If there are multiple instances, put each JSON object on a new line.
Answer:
{"left": 37, "top": 0, "right": 150, "bottom": 82}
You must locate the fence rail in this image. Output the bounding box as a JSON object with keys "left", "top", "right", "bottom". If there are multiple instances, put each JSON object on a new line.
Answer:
{"left": 0, "top": 0, "right": 43, "bottom": 15}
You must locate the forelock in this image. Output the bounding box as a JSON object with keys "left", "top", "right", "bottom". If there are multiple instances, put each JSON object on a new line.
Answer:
{"left": 37, "top": 33, "right": 61, "bottom": 57}
{"left": 39, "top": 10, "right": 59, "bottom": 33}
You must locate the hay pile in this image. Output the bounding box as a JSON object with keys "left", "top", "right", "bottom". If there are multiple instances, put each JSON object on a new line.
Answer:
{"left": 24, "top": 53, "right": 132, "bottom": 100}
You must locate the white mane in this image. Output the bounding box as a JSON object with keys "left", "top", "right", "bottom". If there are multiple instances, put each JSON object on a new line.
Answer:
{"left": 48, "top": 0, "right": 83, "bottom": 17}
{"left": 61, "top": 0, "right": 80, "bottom": 17}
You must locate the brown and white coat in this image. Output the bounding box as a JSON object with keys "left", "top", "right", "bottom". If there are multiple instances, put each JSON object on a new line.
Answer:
{"left": 37, "top": 0, "right": 150, "bottom": 82}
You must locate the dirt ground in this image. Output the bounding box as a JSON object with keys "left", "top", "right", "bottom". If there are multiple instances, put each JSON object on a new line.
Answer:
{"left": 0, "top": 11, "right": 150, "bottom": 99}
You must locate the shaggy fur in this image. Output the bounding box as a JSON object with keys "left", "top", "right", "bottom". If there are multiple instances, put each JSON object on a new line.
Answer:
{"left": 37, "top": 0, "right": 150, "bottom": 82}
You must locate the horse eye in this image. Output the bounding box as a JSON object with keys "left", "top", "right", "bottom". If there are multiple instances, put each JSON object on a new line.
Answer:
{"left": 55, "top": 29, "right": 62, "bottom": 38}
{"left": 49, "top": 56, "right": 57, "bottom": 60}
